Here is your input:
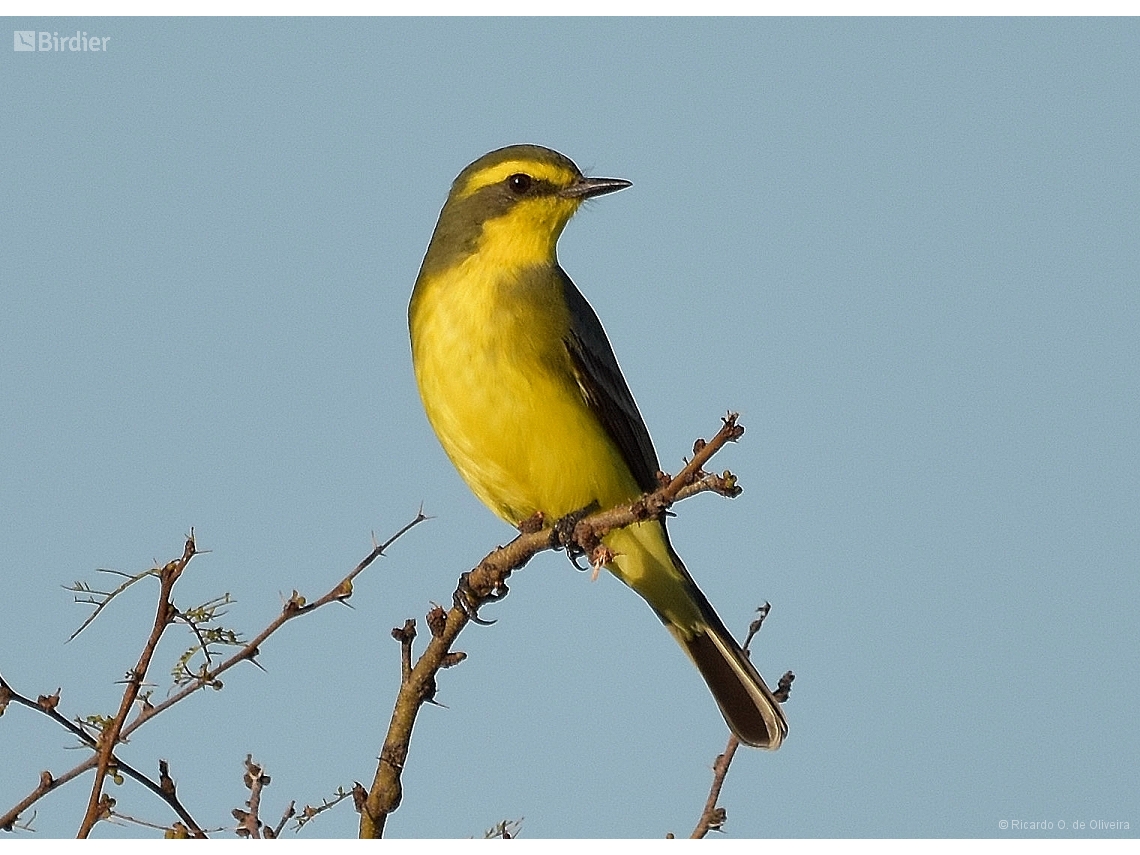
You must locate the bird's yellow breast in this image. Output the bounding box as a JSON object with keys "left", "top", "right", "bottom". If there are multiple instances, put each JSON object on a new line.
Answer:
{"left": 409, "top": 251, "right": 640, "bottom": 527}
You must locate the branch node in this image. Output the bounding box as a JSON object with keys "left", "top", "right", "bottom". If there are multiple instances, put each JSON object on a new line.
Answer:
{"left": 516, "top": 511, "right": 545, "bottom": 534}
{"left": 426, "top": 605, "right": 448, "bottom": 638}
{"left": 722, "top": 411, "right": 745, "bottom": 440}
{"left": 393, "top": 619, "right": 416, "bottom": 681}
{"left": 746, "top": 602, "right": 772, "bottom": 646}
{"left": 390, "top": 620, "right": 416, "bottom": 645}
{"left": 159, "top": 759, "right": 176, "bottom": 797}
{"left": 440, "top": 651, "right": 467, "bottom": 669}
{"left": 774, "top": 671, "right": 795, "bottom": 703}
{"left": 37, "top": 690, "right": 61, "bottom": 713}
{"left": 283, "top": 590, "right": 306, "bottom": 614}
{"left": 351, "top": 782, "right": 368, "bottom": 814}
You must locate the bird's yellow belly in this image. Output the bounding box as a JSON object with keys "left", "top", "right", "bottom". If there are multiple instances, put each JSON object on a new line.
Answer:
{"left": 411, "top": 279, "right": 639, "bottom": 526}
{"left": 417, "top": 341, "right": 639, "bottom": 525}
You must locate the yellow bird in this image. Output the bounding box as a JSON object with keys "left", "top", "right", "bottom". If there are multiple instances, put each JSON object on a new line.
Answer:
{"left": 408, "top": 145, "right": 787, "bottom": 749}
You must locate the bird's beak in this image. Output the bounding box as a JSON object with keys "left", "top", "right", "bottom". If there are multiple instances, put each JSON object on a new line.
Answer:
{"left": 561, "top": 176, "right": 632, "bottom": 200}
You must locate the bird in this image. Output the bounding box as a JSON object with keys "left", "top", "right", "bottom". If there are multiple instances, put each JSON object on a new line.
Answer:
{"left": 408, "top": 144, "right": 787, "bottom": 749}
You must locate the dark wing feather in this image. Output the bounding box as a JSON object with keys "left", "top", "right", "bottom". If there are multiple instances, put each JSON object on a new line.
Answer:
{"left": 558, "top": 267, "right": 661, "bottom": 494}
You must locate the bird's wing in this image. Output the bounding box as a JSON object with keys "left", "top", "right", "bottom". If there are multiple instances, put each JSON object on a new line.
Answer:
{"left": 558, "top": 268, "right": 661, "bottom": 494}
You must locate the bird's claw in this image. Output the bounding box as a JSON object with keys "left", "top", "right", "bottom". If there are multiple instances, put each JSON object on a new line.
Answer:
{"left": 554, "top": 501, "right": 599, "bottom": 569}
{"left": 454, "top": 571, "right": 508, "bottom": 626}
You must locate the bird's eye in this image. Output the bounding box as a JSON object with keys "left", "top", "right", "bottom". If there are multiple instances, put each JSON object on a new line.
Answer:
{"left": 507, "top": 173, "right": 533, "bottom": 194}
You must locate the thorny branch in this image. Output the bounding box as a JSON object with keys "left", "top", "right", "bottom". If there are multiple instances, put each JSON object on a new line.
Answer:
{"left": 0, "top": 514, "right": 426, "bottom": 837}
{"left": 65, "top": 567, "right": 161, "bottom": 643}
{"left": 76, "top": 535, "right": 198, "bottom": 837}
{"left": 233, "top": 755, "right": 271, "bottom": 838}
{"left": 358, "top": 413, "right": 754, "bottom": 838}
{"left": 484, "top": 818, "right": 524, "bottom": 838}
{"left": 0, "top": 677, "right": 207, "bottom": 836}
{"left": 294, "top": 784, "right": 361, "bottom": 831}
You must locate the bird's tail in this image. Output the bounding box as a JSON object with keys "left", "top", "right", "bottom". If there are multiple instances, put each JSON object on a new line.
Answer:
{"left": 668, "top": 599, "right": 788, "bottom": 750}
{"left": 606, "top": 522, "right": 788, "bottom": 750}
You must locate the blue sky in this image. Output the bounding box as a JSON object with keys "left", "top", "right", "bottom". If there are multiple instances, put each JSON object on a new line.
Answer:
{"left": 1, "top": 18, "right": 1137, "bottom": 839}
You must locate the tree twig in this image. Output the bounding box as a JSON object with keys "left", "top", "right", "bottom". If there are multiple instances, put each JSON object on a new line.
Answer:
{"left": 690, "top": 736, "right": 739, "bottom": 838}
{"left": 294, "top": 785, "right": 358, "bottom": 831}
{"left": 121, "top": 512, "right": 427, "bottom": 739}
{"left": 65, "top": 567, "right": 161, "bottom": 643}
{"left": 689, "top": 603, "right": 794, "bottom": 839}
{"left": 233, "top": 755, "right": 270, "bottom": 838}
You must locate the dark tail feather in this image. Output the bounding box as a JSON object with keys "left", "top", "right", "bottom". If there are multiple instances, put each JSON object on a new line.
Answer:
{"left": 616, "top": 524, "right": 787, "bottom": 748}
{"left": 671, "top": 610, "right": 788, "bottom": 749}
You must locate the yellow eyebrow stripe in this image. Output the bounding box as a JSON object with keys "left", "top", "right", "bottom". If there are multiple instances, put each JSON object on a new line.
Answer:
{"left": 455, "top": 160, "right": 574, "bottom": 198}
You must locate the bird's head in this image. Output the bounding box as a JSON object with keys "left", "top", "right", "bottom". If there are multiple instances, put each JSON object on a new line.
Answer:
{"left": 420, "top": 145, "right": 631, "bottom": 277}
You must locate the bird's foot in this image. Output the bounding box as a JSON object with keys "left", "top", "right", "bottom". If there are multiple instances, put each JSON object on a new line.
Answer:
{"left": 453, "top": 571, "right": 508, "bottom": 626}
{"left": 553, "top": 501, "right": 599, "bottom": 570}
